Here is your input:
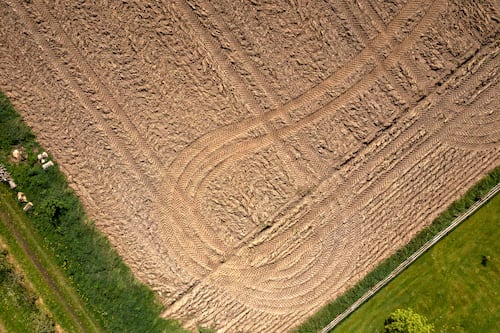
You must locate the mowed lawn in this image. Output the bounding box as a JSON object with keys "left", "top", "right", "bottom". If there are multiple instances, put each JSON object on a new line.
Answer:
{"left": 334, "top": 193, "right": 499, "bottom": 333}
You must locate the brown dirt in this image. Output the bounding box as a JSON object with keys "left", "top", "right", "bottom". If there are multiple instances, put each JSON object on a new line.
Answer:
{"left": 0, "top": 0, "right": 498, "bottom": 332}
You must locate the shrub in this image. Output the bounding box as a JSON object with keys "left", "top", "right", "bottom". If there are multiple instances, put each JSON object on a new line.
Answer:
{"left": 384, "top": 308, "right": 434, "bottom": 333}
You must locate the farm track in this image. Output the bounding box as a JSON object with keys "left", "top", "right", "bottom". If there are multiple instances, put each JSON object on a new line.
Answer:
{"left": 162, "top": 38, "right": 499, "bottom": 331}
{"left": 165, "top": 0, "right": 436, "bottom": 194}
{"left": 1, "top": 0, "right": 498, "bottom": 331}
{"left": 5, "top": 0, "right": 214, "bottom": 295}
{"left": 174, "top": 0, "right": 440, "bottom": 207}
{"left": 0, "top": 190, "right": 102, "bottom": 333}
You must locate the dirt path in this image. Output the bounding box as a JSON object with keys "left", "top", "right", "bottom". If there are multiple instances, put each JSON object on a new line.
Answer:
{"left": 0, "top": 190, "right": 102, "bottom": 333}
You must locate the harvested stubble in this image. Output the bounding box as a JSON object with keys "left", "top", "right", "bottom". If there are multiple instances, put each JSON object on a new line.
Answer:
{"left": 0, "top": 0, "right": 498, "bottom": 331}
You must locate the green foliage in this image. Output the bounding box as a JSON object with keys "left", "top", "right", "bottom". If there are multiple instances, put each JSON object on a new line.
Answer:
{"left": 0, "top": 248, "right": 56, "bottom": 333}
{"left": 39, "top": 198, "right": 68, "bottom": 227}
{"left": 384, "top": 308, "right": 434, "bottom": 333}
{"left": 334, "top": 193, "right": 499, "bottom": 332}
{"left": 0, "top": 99, "right": 34, "bottom": 155}
{"left": 0, "top": 189, "right": 94, "bottom": 332}
{"left": 0, "top": 92, "right": 190, "bottom": 332}
{"left": 293, "top": 167, "right": 500, "bottom": 333}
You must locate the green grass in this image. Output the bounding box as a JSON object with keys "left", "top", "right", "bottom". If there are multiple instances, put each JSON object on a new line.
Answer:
{"left": 0, "top": 244, "right": 56, "bottom": 333}
{"left": 293, "top": 167, "right": 499, "bottom": 333}
{"left": 0, "top": 186, "right": 101, "bottom": 332}
{"left": 334, "top": 193, "right": 499, "bottom": 332}
{"left": 0, "top": 92, "right": 191, "bottom": 332}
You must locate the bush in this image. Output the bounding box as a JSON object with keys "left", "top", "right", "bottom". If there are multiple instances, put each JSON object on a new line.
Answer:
{"left": 384, "top": 308, "right": 434, "bottom": 333}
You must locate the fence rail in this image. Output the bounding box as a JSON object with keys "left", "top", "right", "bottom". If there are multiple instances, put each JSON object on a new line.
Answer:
{"left": 319, "top": 183, "right": 500, "bottom": 333}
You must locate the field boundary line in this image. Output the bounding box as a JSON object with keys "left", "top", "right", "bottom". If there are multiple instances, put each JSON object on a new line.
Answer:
{"left": 0, "top": 188, "right": 103, "bottom": 333}
{"left": 319, "top": 183, "right": 500, "bottom": 333}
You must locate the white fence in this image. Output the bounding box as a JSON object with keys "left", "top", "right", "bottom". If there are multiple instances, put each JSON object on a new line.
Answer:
{"left": 319, "top": 183, "right": 500, "bottom": 333}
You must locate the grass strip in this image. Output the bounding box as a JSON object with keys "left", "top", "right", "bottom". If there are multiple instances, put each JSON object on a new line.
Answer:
{"left": 0, "top": 91, "right": 190, "bottom": 332}
{"left": 0, "top": 239, "right": 57, "bottom": 333}
{"left": 0, "top": 186, "right": 99, "bottom": 332}
{"left": 333, "top": 192, "right": 499, "bottom": 332}
{"left": 293, "top": 166, "right": 500, "bottom": 333}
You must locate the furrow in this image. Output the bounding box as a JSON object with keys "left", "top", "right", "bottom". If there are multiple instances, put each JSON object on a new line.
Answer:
{"left": 174, "top": 0, "right": 444, "bottom": 199}
{"left": 167, "top": 0, "right": 439, "bottom": 192}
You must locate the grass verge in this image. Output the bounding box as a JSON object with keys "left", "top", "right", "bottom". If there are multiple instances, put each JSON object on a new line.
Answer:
{"left": 0, "top": 92, "right": 190, "bottom": 332}
{"left": 333, "top": 192, "right": 499, "bottom": 332}
{"left": 293, "top": 167, "right": 500, "bottom": 333}
{"left": 0, "top": 186, "right": 100, "bottom": 332}
{"left": 0, "top": 240, "right": 56, "bottom": 333}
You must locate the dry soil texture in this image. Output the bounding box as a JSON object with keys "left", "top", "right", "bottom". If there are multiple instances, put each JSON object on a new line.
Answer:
{"left": 0, "top": 0, "right": 499, "bottom": 332}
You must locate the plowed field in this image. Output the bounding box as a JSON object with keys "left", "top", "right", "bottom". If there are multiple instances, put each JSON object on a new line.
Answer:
{"left": 1, "top": 1, "right": 498, "bottom": 332}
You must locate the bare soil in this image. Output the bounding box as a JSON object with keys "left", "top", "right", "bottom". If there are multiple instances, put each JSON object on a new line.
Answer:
{"left": 0, "top": 0, "right": 498, "bottom": 332}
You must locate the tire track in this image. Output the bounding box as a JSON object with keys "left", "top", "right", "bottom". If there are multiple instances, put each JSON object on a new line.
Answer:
{"left": 7, "top": 0, "right": 227, "bottom": 288}
{"left": 441, "top": 92, "right": 500, "bottom": 150}
{"left": 158, "top": 0, "right": 445, "bottom": 293}
{"left": 165, "top": 41, "right": 499, "bottom": 322}
{"left": 216, "top": 118, "right": 498, "bottom": 319}
{"left": 192, "top": 0, "right": 326, "bottom": 181}
{"left": 173, "top": 0, "right": 314, "bottom": 184}
{"left": 168, "top": 51, "right": 494, "bottom": 324}
{"left": 399, "top": 57, "right": 431, "bottom": 92}
{"left": 166, "top": 0, "right": 436, "bottom": 193}
{"left": 30, "top": 0, "right": 231, "bottom": 262}
{"left": 282, "top": 45, "right": 500, "bottom": 293}
{"left": 189, "top": 0, "right": 443, "bottom": 202}
{"left": 34, "top": 0, "right": 163, "bottom": 179}
{"left": 164, "top": 0, "right": 450, "bottom": 312}
{"left": 191, "top": 0, "right": 281, "bottom": 110}
{"left": 178, "top": 147, "right": 486, "bottom": 322}
{"left": 338, "top": 0, "right": 416, "bottom": 106}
